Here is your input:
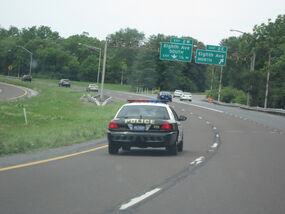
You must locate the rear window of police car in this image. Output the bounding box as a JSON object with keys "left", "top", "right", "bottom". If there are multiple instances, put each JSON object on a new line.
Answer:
{"left": 116, "top": 105, "right": 170, "bottom": 120}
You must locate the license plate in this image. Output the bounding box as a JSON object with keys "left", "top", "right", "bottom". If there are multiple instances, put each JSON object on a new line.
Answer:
{"left": 133, "top": 125, "right": 145, "bottom": 131}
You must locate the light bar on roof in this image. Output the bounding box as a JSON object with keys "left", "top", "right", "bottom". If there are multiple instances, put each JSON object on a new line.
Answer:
{"left": 127, "top": 99, "right": 168, "bottom": 103}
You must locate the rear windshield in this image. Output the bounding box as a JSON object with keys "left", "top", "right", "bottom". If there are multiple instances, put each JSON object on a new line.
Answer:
{"left": 160, "top": 91, "right": 170, "bottom": 95}
{"left": 117, "top": 105, "right": 170, "bottom": 120}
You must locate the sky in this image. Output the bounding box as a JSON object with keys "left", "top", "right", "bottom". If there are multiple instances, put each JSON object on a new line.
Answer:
{"left": 0, "top": 0, "right": 284, "bottom": 45}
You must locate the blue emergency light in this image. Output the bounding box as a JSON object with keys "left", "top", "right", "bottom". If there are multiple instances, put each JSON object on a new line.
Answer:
{"left": 127, "top": 99, "right": 168, "bottom": 103}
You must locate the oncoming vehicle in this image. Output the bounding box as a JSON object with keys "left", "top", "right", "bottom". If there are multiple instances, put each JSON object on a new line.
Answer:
{"left": 173, "top": 90, "right": 183, "bottom": 97}
{"left": 180, "top": 92, "right": 192, "bottom": 101}
{"left": 157, "top": 91, "right": 172, "bottom": 102}
{"left": 58, "top": 79, "right": 71, "bottom": 87}
{"left": 21, "top": 75, "right": 32, "bottom": 82}
{"left": 107, "top": 100, "right": 187, "bottom": 155}
{"left": 86, "top": 84, "right": 99, "bottom": 92}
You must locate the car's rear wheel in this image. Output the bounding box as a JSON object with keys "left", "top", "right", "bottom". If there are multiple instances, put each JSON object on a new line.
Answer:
{"left": 167, "top": 141, "right": 178, "bottom": 155}
{"left": 108, "top": 141, "right": 120, "bottom": 154}
{"left": 177, "top": 141, "right": 183, "bottom": 152}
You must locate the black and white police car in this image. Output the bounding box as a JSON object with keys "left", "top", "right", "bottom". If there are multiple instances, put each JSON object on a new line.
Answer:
{"left": 107, "top": 100, "right": 187, "bottom": 155}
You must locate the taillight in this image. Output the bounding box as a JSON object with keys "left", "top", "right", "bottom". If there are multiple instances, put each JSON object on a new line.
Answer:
{"left": 160, "top": 121, "right": 172, "bottom": 131}
{"left": 109, "top": 120, "right": 118, "bottom": 129}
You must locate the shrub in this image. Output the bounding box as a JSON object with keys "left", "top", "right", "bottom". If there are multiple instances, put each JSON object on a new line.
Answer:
{"left": 206, "top": 87, "right": 246, "bottom": 104}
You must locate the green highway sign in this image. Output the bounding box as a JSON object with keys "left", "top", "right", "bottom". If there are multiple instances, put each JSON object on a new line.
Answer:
{"left": 206, "top": 45, "right": 228, "bottom": 52}
{"left": 195, "top": 49, "right": 227, "bottom": 66}
{"left": 160, "top": 42, "right": 193, "bottom": 62}
{"left": 171, "top": 37, "right": 193, "bottom": 45}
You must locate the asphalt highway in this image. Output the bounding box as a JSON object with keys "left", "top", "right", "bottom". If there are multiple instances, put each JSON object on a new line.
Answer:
{"left": 1, "top": 86, "right": 285, "bottom": 214}
{"left": 0, "top": 82, "right": 28, "bottom": 101}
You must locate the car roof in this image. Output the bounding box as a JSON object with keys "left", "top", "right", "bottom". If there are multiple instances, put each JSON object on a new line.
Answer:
{"left": 123, "top": 102, "right": 169, "bottom": 107}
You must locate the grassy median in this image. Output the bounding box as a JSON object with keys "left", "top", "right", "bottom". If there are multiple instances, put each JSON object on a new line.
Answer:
{"left": 0, "top": 77, "right": 124, "bottom": 156}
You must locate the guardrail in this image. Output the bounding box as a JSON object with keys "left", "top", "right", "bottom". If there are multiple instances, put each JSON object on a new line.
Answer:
{"left": 208, "top": 99, "right": 285, "bottom": 116}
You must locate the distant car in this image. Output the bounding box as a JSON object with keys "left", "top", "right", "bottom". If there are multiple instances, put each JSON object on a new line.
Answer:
{"left": 180, "top": 92, "right": 192, "bottom": 102}
{"left": 58, "top": 79, "right": 70, "bottom": 87}
{"left": 107, "top": 99, "right": 187, "bottom": 155}
{"left": 157, "top": 91, "right": 172, "bottom": 102}
{"left": 21, "top": 75, "right": 32, "bottom": 82}
{"left": 173, "top": 90, "right": 183, "bottom": 97}
{"left": 86, "top": 84, "right": 99, "bottom": 92}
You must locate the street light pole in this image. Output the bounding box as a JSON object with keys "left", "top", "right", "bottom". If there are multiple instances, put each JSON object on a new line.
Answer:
{"left": 17, "top": 46, "right": 33, "bottom": 76}
{"left": 100, "top": 38, "right": 108, "bottom": 101}
{"left": 264, "top": 52, "right": 271, "bottom": 108}
{"left": 78, "top": 43, "right": 101, "bottom": 84}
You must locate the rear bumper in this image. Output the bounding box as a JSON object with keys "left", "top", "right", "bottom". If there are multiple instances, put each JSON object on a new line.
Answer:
{"left": 107, "top": 131, "right": 178, "bottom": 148}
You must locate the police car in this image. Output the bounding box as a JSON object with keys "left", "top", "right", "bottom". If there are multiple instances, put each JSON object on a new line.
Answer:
{"left": 107, "top": 100, "right": 187, "bottom": 155}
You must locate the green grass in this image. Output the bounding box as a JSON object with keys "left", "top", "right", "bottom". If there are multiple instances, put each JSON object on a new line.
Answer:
{"left": 0, "top": 77, "right": 124, "bottom": 156}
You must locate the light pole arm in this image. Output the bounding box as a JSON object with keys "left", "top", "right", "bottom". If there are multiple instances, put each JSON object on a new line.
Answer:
{"left": 78, "top": 43, "right": 101, "bottom": 52}
{"left": 230, "top": 29, "right": 246, "bottom": 34}
{"left": 17, "top": 46, "right": 32, "bottom": 55}
{"left": 17, "top": 46, "right": 33, "bottom": 76}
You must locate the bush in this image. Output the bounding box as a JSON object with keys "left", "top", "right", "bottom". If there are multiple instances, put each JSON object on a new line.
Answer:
{"left": 221, "top": 87, "right": 246, "bottom": 104}
{"left": 206, "top": 89, "right": 218, "bottom": 99}
{"left": 206, "top": 87, "right": 246, "bottom": 104}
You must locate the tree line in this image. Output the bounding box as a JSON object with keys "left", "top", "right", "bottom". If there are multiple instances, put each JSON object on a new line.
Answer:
{"left": 0, "top": 14, "right": 284, "bottom": 108}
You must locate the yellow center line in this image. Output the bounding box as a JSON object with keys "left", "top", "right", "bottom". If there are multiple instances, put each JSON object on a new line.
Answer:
{"left": 0, "top": 145, "right": 108, "bottom": 172}
{"left": 0, "top": 82, "right": 28, "bottom": 100}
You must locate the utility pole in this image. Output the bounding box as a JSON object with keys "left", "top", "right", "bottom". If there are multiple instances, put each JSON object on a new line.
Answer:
{"left": 264, "top": 52, "right": 271, "bottom": 108}
{"left": 218, "top": 66, "right": 223, "bottom": 102}
{"left": 210, "top": 66, "right": 215, "bottom": 91}
{"left": 100, "top": 38, "right": 108, "bottom": 101}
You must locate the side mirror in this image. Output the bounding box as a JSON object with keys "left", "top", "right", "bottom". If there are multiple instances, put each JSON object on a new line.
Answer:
{"left": 178, "top": 115, "right": 187, "bottom": 121}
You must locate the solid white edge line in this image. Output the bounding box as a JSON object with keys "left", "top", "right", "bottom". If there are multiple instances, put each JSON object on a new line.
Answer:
{"left": 188, "top": 103, "right": 224, "bottom": 113}
{"left": 119, "top": 188, "right": 161, "bottom": 210}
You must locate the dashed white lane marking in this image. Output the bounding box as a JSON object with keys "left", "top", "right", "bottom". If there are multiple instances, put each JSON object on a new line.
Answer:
{"left": 188, "top": 103, "right": 224, "bottom": 113}
{"left": 216, "top": 134, "right": 220, "bottom": 138}
{"left": 213, "top": 127, "right": 217, "bottom": 130}
{"left": 198, "top": 116, "right": 203, "bottom": 120}
{"left": 119, "top": 188, "right": 161, "bottom": 210}
{"left": 211, "top": 143, "right": 219, "bottom": 148}
{"left": 190, "top": 156, "right": 205, "bottom": 165}
{"left": 206, "top": 121, "right": 210, "bottom": 124}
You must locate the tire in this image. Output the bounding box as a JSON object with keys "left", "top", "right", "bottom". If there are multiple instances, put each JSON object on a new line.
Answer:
{"left": 177, "top": 141, "right": 183, "bottom": 152}
{"left": 108, "top": 141, "right": 120, "bottom": 154}
{"left": 167, "top": 141, "right": 178, "bottom": 155}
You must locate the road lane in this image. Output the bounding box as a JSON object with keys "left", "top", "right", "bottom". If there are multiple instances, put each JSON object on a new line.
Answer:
{"left": 0, "top": 82, "right": 28, "bottom": 101}
{"left": 134, "top": 108, "right": 285, "bottom": 214}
